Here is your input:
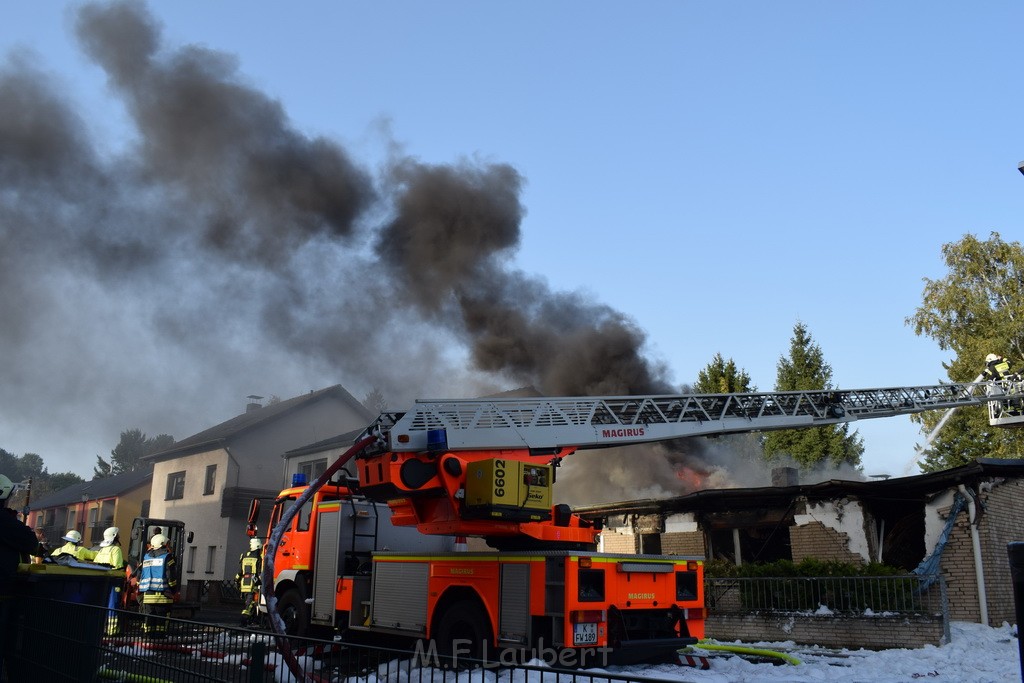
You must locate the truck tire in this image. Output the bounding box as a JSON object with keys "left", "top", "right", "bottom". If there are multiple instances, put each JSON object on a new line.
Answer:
{"left": 433, "top": 599, "right": 491, "bottom": 665}
{"left": 277, "top": 587, "right": 309, "bottom": 638}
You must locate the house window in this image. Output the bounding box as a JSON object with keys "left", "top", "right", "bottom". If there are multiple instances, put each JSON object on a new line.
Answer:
{"left": 166, "top": 471, "right": 186, "bottom": 500}
{"left": 99, "top": 499, "right": 115, "bottom": 527}
{"left": 87, "top": 506, "right": 100, "bottom": 546}
{"left": 204, "top": 465, "right": 217, "bottom": 495}
{"left": 205, "top": 546, "right": 217, "bottom": 574}
{"left": 299, "top": 459, "right": 328, "bottom": 481}
{"left": 187, "top": 546, "right": 197, "bottom": 574}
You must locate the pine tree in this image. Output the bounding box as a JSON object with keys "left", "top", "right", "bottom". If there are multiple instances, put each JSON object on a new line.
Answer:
{"left": 694, "top": 353, "right": 755, "bottom": 394}
{"left": 763, "top": 322, "right": 864, "bottom": 469}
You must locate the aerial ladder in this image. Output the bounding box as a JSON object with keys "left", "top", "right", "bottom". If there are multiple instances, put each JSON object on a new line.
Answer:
{"left": 355, "top": 379, "right": 1024, "bottom": 547}
{"left": 260, "top": 379, "right": 1024, "bottom": 673}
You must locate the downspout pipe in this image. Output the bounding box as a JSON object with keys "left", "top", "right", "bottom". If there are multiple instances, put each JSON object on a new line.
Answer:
{"left": 958, "top": 484, "right": 989, "bottom": 626}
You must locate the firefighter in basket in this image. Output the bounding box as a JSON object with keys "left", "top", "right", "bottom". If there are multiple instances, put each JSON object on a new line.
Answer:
{"left": 984, "top": 353, "right": 1023, "bottom": 415}
{"left": 983, "top": 353, "right": 1019, "bottom": 383}
{"left": 235, "top": 537, "right": 262, "bottom": 627}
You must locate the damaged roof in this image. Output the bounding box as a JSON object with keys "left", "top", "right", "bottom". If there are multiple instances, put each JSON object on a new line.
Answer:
{"left": 574, "top": 458, "right": 1024, "bottom": 518}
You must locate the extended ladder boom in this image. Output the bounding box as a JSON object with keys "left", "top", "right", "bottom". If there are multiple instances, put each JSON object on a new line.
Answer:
{"left": 372, "top": 380, "right": 1024, "bottom": 453}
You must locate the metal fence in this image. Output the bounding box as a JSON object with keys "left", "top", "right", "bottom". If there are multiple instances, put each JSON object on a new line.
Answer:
{"left": 706, "top": 574, "right": 948, "bottom": 618}
{"left": 3, "top": 596, "right": 686, "bottom": 683}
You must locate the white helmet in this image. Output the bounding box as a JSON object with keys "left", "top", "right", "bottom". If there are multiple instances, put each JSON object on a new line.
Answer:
{"left": 987, "top": 353, "right": 1000, "bottom": 363}
{"left": 62, "top": 530, "right": 83, "bottom": 544}
{"left": 150, "top": 533, "right": 168, "bottom": 549}
{"left": 100, "top": 526, "right": 119, "bottom": 547}
{"left": 249, "top": 538, "right": 262, "bottom": 551}
{"left": 0, "top": 474, "right": 13, "bottom": 501}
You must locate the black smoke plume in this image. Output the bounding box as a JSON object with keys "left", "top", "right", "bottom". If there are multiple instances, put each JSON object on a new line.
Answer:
{"left": 0, "top": 0, "right": 708, "bottom": 502}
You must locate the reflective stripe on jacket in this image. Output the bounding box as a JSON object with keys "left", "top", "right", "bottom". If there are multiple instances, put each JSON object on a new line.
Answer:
{"left": 139, "top": 551, "right": 170, "bottom": 592}
{"left": 239, "top": 554, "right": 260, "bottom": 593}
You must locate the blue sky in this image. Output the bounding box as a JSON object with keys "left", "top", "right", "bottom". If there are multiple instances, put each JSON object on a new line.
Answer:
{"left": 1, "top": 1, "right": 1022, "bottom": 483}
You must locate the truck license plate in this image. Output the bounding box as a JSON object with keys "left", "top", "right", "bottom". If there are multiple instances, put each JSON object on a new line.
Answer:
{"left": 573, "top": 622, "right": 598, "bottom": 645}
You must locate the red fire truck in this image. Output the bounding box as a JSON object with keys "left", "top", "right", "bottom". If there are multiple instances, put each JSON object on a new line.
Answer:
{"left": 258, "top": 380, "right": 1024, "bottom": 664}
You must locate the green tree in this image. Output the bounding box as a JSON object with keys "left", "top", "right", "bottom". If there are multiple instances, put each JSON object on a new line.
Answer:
{"left": 694, "top": 353, "right": 764, "bottom": 463}
{"left": 763, "top": 322, "right": 864, "bottom": 469}
{"left": 908, "top": 231, "right": 1024, "bottom": 470}
{"left": 93, "top": 429, "right": 175, "bottom": 478}
{"left": 48, "top": 472, "right": 86, "bottom": 490}
{"left": 694, "top": 353, "right": 755, "bottom": 394}
{"left": 0, "top": 447, "right": 84, "bottom": 505}
{"left": 362, "top": 387, "right": 388, "bottom": 414}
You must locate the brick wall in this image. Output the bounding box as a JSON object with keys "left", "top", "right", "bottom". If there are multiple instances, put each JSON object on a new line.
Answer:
{"left": 933, "top": 480, "right": 1024, "bottom": 625}
{"left": 790, "top": 520, "right": 865, "bottom": 565}
{"left": 940, "top": 504, "right": 982, "bottom": 623}
{"left": 660, "top": 531, "right": 705, "bottom": 557}
{"left": 706, "top": 613, "right": 945, "bottom": 650}
{"left": 978, "top": 478, "right": 1024, "bottom": 625}
{"left": 601, "top": 531, "right": 636, "bottom": 554}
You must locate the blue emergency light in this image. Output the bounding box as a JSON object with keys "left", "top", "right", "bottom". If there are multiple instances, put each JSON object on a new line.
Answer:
{"left": 427, "top": 428, "right": 448, "bottom": 453}
{"left": 292, "top": 472, "right": 308, "bottom": 487}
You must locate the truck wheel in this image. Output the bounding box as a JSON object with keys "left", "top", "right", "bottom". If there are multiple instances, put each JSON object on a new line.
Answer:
{"left": 277, "top": 588, "right": 309, "bottom": 638}
{"left": 434, "top": 600, "right": 490, "bottom": 665}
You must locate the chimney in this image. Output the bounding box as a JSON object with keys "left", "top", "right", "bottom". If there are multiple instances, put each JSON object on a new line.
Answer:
{"left": 246, "top": 395, "right": 264, "bottom": 413}
{"left": 771, "top": 466, "right": 799, "bottom": 487}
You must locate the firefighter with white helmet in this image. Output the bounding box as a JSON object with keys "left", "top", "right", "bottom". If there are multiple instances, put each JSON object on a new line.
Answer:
{"left": 94, "top": 526, "right": 124, "bottom": 569}
{"left": 50, "top": 528, "right": 97, "bottom": 562}
{"left": 138, "top": 533, "right": 178, "bottom": 638}
{"left": 234, "top": 537, "right": 263, "bottom": 626}
{"left": 984, "top": 353, "right": 1018, "bottom": 382}
{"left": 0, "top": 473, "right": 38, "bottom": 590}
{"left": 92, "top": 526, "right": 125, "bottom": 635}
{"left": 0, "top": 473, "right": 37, "bottom": 678}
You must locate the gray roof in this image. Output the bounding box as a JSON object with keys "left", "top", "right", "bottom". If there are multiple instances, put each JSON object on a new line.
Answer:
{"left": 146, "top": 385, "right": 373, "bottom": 461}
{"left": 29, "top": 467, "right": 153, "bottom": 511}
{"left": 283, "top": 428, "right": 366, "bottom": 458}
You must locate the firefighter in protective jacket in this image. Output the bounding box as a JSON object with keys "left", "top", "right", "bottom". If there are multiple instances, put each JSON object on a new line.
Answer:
{"left": 984, "top": 353, "right": 1019, "bottom": 382}
{"left": 138, "top": 533, "right": 177, "bottom": 638}
{"left": 235, "top": 537, "right": 263, "bottom": 626}
{"left": 94, "top": 526, "right": 125, "bottom": 635}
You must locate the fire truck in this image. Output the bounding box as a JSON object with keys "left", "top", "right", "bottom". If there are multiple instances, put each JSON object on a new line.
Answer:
{"left": 257, "top": 379, "right": 1024, "bottom": 664}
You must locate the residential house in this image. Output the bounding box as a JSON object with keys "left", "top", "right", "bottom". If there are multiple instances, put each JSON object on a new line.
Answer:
{"left": 26, "top": 468, "right": 152, "bottom": 551}
{"left": 142, "top": 385, "right": 374, "bottom": 597}
{"left": 576, "top": 458, "right": 1024, "bottom": 635}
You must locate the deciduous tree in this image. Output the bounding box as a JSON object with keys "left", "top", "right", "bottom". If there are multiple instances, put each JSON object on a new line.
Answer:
{"left": 908, "top": 231, "right": 1024, "bottom": 470}
{"left": 93, "top": 429, "right": 175, "bottom": 478}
